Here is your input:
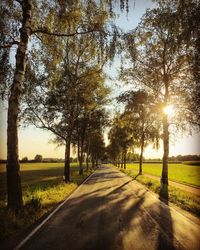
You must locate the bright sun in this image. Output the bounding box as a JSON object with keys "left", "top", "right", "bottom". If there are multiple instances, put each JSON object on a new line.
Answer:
{"left": 163, "top": 105, "right": 174, "bottom": 116}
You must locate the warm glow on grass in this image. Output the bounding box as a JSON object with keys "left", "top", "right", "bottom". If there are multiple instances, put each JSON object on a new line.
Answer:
{"left": 163, "top": 105, "right": 174, "bottom": 116}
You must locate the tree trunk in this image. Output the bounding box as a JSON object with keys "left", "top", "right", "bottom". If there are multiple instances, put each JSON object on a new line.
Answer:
{"left": 77, "top": 138, "right": 83, "bottom": 175}
{"left": 86, "top": 152, "right": 89, "bottom": 172}
{"left": 7, "top": 0, "right": 32, "bottom": 214}
{"left": 95, "top": 157, "right": 98, "bottom": 167}
{"left": 123, "top": 149, "right": 127, "bottom": 170}
{"left": 139, "top": 132, "right": 145, "bottom": 175}
{"left": 92, "top": 156, "right": 95, "bottom": 169}
{"left": 79, "top": 149, "right": 83, "bottom": 175}
{"left": 86, "top": 140, "right": 90, "bottom": 171}
{"left": 64, "top": 140, "right": 70, "bottom": 182}
{"left": 161, "top": 78, "right": 169, "bottom": 186}
{"left": 161, "top": 113, "right": 169, "bottom": 185}
{"left": 117, "top": 157, "right": 120, "bottom": 168}
{"left": 120, "top": 159, "right": 123, "bottom": 168}
{"left": 78, "top": 130, "right": 86, "bottom": 175}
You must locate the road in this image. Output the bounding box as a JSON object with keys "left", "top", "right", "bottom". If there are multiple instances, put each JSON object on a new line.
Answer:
{"left": 18, "top": 165, "right": 200, "bottom": 250}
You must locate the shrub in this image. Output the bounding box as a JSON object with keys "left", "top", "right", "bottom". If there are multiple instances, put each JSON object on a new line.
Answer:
{"left": 25, "top": 196, "right": 42, "bottom": 210}
{"left": 34, "top": 154, "right": 43, "bottom": 162}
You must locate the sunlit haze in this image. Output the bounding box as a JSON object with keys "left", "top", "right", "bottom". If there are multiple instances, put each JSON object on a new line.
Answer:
{"left": 163, "top": 105, "right": 175, "bottom": 116}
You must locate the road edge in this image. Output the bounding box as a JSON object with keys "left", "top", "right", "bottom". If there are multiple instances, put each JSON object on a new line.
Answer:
{"left": 13, "top": 170, "right": 97, "bottom": 250}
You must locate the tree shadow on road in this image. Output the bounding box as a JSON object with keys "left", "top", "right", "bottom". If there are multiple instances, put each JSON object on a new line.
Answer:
{"left": 17, "top": 168, "right": 184, "bottom": 250}
{"left": 19, "top": 176, "right": 148, "bottom": 250}
{"left": 157, "top": 184, "right": 175, "bottom": 250}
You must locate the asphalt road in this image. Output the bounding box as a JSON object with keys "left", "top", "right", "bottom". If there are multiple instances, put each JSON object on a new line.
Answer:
{"left": 19, "top": 165, "right": 200, "bottom": 250}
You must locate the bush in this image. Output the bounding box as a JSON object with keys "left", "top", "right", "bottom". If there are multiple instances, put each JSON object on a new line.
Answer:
{"left": 21, "top": 157, "right": 28, "bottom": 162}
{"left": 25, "top": 196, "right": 42, "bottom": 210}
{"left": 34, "top": 154, "right": 43, "bottom": 162}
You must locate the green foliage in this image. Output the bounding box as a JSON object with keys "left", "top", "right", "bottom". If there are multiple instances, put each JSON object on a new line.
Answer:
{"left": 118, "top": 89, "right": 161, "bottom": 148}
{"left": 88, "top": 130, "right": 106, "bottom": 165}
{"left": 21, "top": 157, "right": 28, "bottom": 163}
{"left": 1, "top": 0, "right": 130, "bottom": 214}
{"left": 122, "top": 1, "right": 198, "bottom": 132}
{"left": 22, "top": 9, "right": 111, "bottom": 173}
{"left": 119, "top": 1, "right": 200, "bottom": 184}
{"left": 107, "top": 113, "right": 134, "bottom": 167}
{"left": 25, "top": 196, "right": 42, "bottom": 210}
{"left": 34, "top": 154, "right": 43, "bottom": 162}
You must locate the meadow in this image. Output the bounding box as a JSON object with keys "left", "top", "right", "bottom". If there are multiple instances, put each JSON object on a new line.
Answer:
{"left": 118, "top": 163, "right": 200, "bottom": 217}
{"left": 125, "top": 162, "right": 200, "bottom": 187}
{"left": 0, "top": 162, "right": 92, "bottom": 242}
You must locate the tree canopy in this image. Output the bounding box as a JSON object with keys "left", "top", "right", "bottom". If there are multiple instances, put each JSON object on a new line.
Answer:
{"left": 0, "top": 0, "right": 130, "bottom": 214}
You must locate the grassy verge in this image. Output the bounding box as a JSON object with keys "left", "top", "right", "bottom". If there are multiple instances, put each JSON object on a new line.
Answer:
{"left": 125, "top": 162, "right": 200, "bottom": 187}
{"left": 120, "top": 168, "right": 200, "bottom": 217}
{"left": 0, "top": 163, "right": 93, "bottom": 243}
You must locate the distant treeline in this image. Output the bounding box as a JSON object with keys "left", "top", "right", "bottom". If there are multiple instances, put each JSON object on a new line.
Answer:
{"left": 0, "top": 154, "right": 199, "bottom": 164}
{"left": 169, "top": 155, "right": 200, "bottom": 161}
{"left": 144, "top": 155, "right": 200, "bottom": 162}
{"left": 0, "top": 157, "right": 77, "bottom": 164}
{"left": 126, "top": 154, "right": 200, "bottom": 162}
{"left": 0, "top": 158, "right": 64, "bottom": 164}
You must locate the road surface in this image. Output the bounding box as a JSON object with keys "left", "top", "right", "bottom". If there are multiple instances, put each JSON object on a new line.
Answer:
{"left": 18, "top": 165, "right": 200, "bottom": 250}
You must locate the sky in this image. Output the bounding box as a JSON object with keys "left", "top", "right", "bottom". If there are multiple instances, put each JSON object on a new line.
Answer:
{"left": 0, "top": 0, "right": 199, "bottom": 160}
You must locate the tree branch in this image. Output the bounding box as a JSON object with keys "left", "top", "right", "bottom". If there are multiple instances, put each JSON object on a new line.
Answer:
{"left": 0, "top": 41, "right": 19, "bottom": 49}
{"left": 33, "top": 33, "right": 42, "bottom": 42}
{"left": 32, "top": 28, "right": 107, "bottom": 37}
{"left": 26, "top": 102, "right": 67, "bottom": 141}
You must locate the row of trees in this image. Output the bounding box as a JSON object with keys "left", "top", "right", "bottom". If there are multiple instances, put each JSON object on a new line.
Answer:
{"left": 22, "top": 30, "right": 109, "bottom": 179}
{"left": 107, "top": 0, "right": 200, "bottom": 184}
{"left": 108, "top": 90, "right": 160, "bottom": 173}
{"left": 0, "top": 0, "right": 128, "bottom": 214}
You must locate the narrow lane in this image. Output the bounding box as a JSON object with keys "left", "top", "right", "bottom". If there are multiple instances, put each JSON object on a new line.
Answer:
{"left": 19, "top": 165, "right": 200, "bottom": 250}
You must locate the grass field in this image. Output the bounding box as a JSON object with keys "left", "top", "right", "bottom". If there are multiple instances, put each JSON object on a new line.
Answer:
{"left": 125, "top": 162, "right": 200, "bottom": 187}
{"left": 0, "top": 162, "right": 82, "bottom": 200}
{"left": 0, "top": 162, "right": 92, "bottom": 242}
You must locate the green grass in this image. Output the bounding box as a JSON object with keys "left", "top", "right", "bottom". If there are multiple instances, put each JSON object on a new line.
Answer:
{"left": 125, "top": 162, "right": 200, "bottom": 187}
{"left": 0, "top": 162, "right": 84, "bottom": 200}
{"left": 120, "top": 168, "right": 200, "bottom": 217}
{"left": 0, "top": 162, "right": 92, "bottom": 243}
{"left": 0, "top": 162, "right": 80, "bottom": 173}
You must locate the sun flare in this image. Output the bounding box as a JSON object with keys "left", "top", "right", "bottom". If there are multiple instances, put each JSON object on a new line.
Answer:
{"left": 163, "top": 105, "right": 174, "bottom": 116}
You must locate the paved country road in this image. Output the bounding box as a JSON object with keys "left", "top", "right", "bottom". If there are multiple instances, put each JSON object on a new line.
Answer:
{"left": 17, "top": 165, "right": 200, "bottom": 250}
